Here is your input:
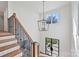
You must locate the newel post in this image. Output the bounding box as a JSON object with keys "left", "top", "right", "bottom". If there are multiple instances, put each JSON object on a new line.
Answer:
{"left": 12, "top": 13, "right": 16, "bottom": 35}
{"left": 32, "top": 42, "right": 40, "bottom": 57}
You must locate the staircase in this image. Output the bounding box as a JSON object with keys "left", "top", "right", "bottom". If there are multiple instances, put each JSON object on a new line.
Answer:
{"left": 0, "top": 32, "right": 22, "bottom": 57}
{"left": 0, "top": 13, "right": 47, "bottom": 57}
{"left": 0, "top": 13, "right": 33, "bottom": 57}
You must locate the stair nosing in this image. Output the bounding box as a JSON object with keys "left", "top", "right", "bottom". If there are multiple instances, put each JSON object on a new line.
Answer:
{"left": 0, "top": 43, "right": 18, "bottom": 52}
{"left": 0, "top": 38, "right": 16, "bottom": 44}
{"left": 0, "top": 40, "right": 17, "bottom": 47}
{"left": 0, "top": 35, "right": 15, "bottom": 40}
{"left": 2, "top": 49, "right": 21, "bottom": 57}
{"left": 0, "top": 34, "right": 13, "bottom": 37}
{"left": 0, "top": 46, "right": 20, "bottom": 56}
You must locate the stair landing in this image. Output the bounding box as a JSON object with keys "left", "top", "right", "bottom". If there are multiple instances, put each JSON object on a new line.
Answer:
{"left": 0, "top": 32, "right": 12, "bottom": 37}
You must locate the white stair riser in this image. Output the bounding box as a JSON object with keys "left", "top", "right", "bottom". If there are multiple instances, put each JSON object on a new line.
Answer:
{"left": 0, "top": 35, "right": 15, "bottom": 40}
{"left": 14, "top": 52, "right": 22, "bottom": 57}
{"left": 0, "top": 46, "right": 20, "bottom": 56}
{"left": 0, "top": 40, "right": 17, "bottom": 47}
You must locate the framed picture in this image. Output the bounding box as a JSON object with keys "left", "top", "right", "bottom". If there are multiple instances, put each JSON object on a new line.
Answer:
{"left": 45, "top": 37, "right": 59, "bottom": 57}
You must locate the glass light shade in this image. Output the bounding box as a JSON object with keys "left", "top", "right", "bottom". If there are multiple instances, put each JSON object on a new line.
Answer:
{"left": 38, "top": 20, "right": 49, "bottom": 31}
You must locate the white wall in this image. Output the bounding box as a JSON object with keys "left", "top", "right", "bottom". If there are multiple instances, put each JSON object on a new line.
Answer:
{"left": 72, "top": 1, "right": 79, "bottom": 56}
{"left": 39, "top": 3, "right": 72, "bottom": 57}
{"left": 8, "top": 1, "right": 41, "bottom": 43}
{"left": 8, "top": 1, "right": 73, "bottom": 57}
{"left": 0, "top": 1, "right": 8, "bottom": 31}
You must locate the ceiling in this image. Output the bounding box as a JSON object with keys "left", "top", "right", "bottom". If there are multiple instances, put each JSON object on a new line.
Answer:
{"left": 8, "top": 1, "right": 72, "bottom": 14}
{"left": 19, "top": 1, "right": 71, "bottom": 13}
{"left": 0, "top": 1, "right": 8, "bottom": 16}
{"left": 0, "top": 1, "right": 71, "bottom": 16}
{"left": 44, "top": 1, "right": 72, "bottom": 12}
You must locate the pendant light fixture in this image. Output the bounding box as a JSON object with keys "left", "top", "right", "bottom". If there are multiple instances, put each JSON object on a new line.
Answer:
{"left": 37, "top": 1, "right": 49, "bottom": 31}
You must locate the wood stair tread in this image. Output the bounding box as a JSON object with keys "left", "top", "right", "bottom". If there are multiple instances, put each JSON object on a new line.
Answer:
{"left": 2, "top": 49, "right": 21, "bottom": 57}
{"left": 0, "top": 38, "right": 16, "bottom": 44}
{"left": 0, "top": 43, "right": 18, "bottom": 52}
{"left": 0, "top": 32, "right": 13, "bottom": 37}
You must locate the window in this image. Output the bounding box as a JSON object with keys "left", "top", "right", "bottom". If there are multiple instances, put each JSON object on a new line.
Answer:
{"left": 45, "top": 12, "right": 60, "bottom": 24}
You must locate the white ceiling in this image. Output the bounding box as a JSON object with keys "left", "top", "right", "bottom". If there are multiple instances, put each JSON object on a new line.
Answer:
{"left": 44, "top": 1, "right": 72, "bottom": 12}
{"left": 8, "top": 1, "right": 71, "bottom": 14}
{"left": 0, "top": 1, "right": 8, "bottom": 16}
{"left": 18, "top": 1, "right": 71, "bottom": 13}
{"left": 0, "top": 1, "right": 71, "bottom": 16}
{"left": 37, "top": 1, "right": 72, "bottom": 13}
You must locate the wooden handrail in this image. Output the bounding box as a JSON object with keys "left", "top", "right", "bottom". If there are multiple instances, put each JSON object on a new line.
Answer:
{"left": 8, "top": 13, "right": 41, "bottom": 57}
{"left": 8, "top": 13, "right": 34, "bottom": 57}
{"left": 15, "top": 13, "right": 33, "bottom": 42}
{"left": 8, "top": 13, "right": 33, "bottom": 42}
